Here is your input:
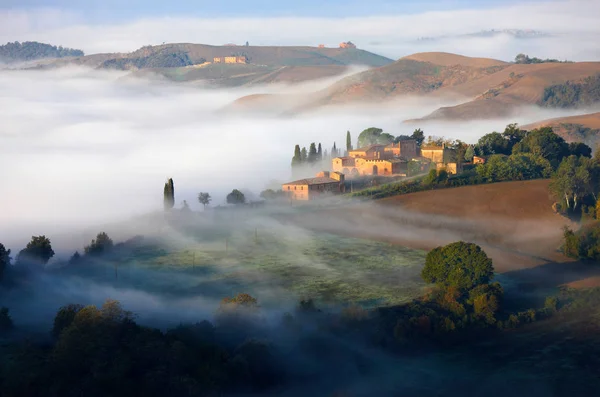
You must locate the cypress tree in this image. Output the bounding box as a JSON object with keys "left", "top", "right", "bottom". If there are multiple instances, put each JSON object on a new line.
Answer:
{"left": 163, "top": 178, "right": 175, "bottom": 211}
{"left": 308, "top": 143, "right": 318, "bottom": 163}
{"left": 301, "top": 147, "right": 308, "bottom": 162}
{"left": 291, "top": 144, "right": 302, "bottom": 167}
{"left": 332, "top": 142, "right": 338, "bottom": 158}
{"left": 346, "top": 131, "right": 352, "bottom": 153}
{"left": 317, "top": 143, "right": 322, "bottom": 161}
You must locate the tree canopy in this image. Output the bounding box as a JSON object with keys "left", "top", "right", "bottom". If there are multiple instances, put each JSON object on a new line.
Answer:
{"left": 357, "top": 127, "right": 394, "bottom": 148}
{"left": 227, "top": 189, "right": 246, "bottom": 205}
{"left": 421, "top": 242, "right": 494, "bottom": 291}
{"left": 84, "top": 232, "right": 114, "bottom": 256}
{"left": 476, "top": 153, "right": 553, "bottom": 182}
{"left": 0, "top": 41, "right": 84, "bottom": 62}
{"left": 550, "top": 155, "right": 599, "bottom": 210}
{"left": 198, "top": 192, "right": 212, "bottom": 209}
{"left": 0, "top": 243, "right": 10, "bottom": 281}
{"left": 16, "top": 235, "right": 55, "bottom": 266}
{"left": 512, "top": 127, "right": 570, "bottom": 168}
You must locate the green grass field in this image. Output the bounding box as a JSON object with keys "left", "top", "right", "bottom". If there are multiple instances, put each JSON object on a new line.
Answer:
{"left": 59, "top": 219, "right": 427, "bottom": 309}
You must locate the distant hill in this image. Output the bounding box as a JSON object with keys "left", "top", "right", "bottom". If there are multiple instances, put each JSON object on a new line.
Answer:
{"left": 522, "top": 112, "right": 600, "bottom": 149}
{"left": 0, "top": 41, "right": 84, "bottom": 63}
{"left": 228, "top": 52, "right": 600, "bottom": 119}
{"left": 25, "top": 43, "right": 392, "bottom": 86}
{"left": 31, "top": 43, "right": 392, "bottom": 70}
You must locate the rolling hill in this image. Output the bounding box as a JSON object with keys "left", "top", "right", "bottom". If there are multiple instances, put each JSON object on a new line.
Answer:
{"left": 230, "top": 52, "right": 600, "bottom": 119}
{"left": 26, "top": 43, "right": 393, "bottom": 86}
{"left": 521, "top": 112, "right": 600, "bottom": 149}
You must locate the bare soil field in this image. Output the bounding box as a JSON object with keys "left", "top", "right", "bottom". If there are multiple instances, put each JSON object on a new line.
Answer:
{"left": 285, "top": 180, "right": 600, "bottom": 289}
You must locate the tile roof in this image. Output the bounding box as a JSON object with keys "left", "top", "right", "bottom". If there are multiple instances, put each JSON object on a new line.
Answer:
{"left": 350, "top": 144, "right": 387, "bottom": 152}
{"left": 283, "top": 177, "right": 340, "bottom": 186}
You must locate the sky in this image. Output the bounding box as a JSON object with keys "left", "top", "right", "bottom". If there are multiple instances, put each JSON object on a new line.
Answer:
{"left": 0, "top": 0, "right": 533, "bottom": 19}
{"left": 1, "top": 0, "right": 599, "bottom": 60}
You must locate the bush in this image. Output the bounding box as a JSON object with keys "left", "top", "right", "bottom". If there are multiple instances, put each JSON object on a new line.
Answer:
{"left": 422, "top": 242, "right": 494, "bottom": 291}
{"left": 544, "top": 296, "right": 559, "bottom": 312}
{"left": 0, "top": 307, "right": 14, "bottom": 332}
{"left": 562, "top": 222, "right": 600, "bottom": 261}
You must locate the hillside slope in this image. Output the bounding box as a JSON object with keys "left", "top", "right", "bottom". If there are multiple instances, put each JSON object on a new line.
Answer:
{"left": 522, "top": 112, "right": 600, "bottom": 148}
{"left": 30, "top": 43, "right": 393, "bottom": 70}
{"left": 288, "top": 180, "right": 576, "bottom": 275}
{"left": 230, "top": 53, "right": 600, "bottom": 119}
{"left": 412, "top": 62, "right": 600, "bottom": 120}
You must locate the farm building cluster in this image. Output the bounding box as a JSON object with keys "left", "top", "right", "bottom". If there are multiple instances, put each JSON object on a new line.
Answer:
{"left": 283, "top": 140, "right": 466, "bottom": 200}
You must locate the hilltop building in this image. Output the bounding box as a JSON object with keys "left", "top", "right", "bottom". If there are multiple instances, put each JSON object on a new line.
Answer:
{"left": 318, "top": 44, "right": 325, "bottom": 48}
{"left": 420, "top": 143, "right": 462, "bottom": 174}
{"left": 332, "top": 142, "right": 416, "bottom": 176}
{"left": 339, "top": 41, "right": 356, "bottom": 49}
{"left": 213, "top": 55, "right": 248, "bottom": 64}
{"left": 282, "top": 171, "right": 345, "bottom": 201}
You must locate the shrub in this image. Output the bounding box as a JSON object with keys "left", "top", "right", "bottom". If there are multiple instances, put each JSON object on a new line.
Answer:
{"left": 422, "top": 242, "right": 494, "bottom": 291}
{"left": 544, "top": 296, "right": 559, "bottom": 312}
{"left": 0, "top": 307, "right": 14, "bottom": 331}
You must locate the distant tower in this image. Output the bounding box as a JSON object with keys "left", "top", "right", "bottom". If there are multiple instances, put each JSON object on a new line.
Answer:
{"left": 245, "top": 41, "right": 249, "bottom": 47}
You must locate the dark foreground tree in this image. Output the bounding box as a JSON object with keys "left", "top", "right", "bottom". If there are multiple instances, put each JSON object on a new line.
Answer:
{"left": 421, "top": 241, "right": 494, "bottom": 291}
{"left": 0, "top": 242, "right": 10, "bottom": 281}
{"left": 198, "top": 192, "right": 212, "bottom": 209}
{"left": 0, "top": 307, "right": 13, "bottom": 332}
{"left": 84, "top": 232, "right": 114, "bottom": 256}
{"left": 227, "top": 189, "right": 246, "bottom": 205}
{"left": 163, "top": 178, "right": 175, "bottom": 211}
{"left": 16, "top": 235, "right": 55, "bottom": 266}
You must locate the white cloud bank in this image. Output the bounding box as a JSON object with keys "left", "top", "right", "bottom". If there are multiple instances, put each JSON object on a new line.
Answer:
{"left": 1, "top": 1, "right": 600, "bottom": 61}
{"left": 0, "top": 67, "right": 591, "bottom": 250}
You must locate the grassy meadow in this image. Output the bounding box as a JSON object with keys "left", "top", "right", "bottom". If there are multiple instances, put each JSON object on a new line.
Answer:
{"left": 56, "top": 212, "right": 427, "bottom": 309}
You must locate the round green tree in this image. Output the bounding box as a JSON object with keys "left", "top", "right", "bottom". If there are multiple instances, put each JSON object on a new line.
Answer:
{"left": 421, "top": 242, "right": 494, "bottom": 291}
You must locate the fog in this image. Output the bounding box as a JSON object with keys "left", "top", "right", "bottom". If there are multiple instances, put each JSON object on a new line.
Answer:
{"left": 1, "top": 66, "right": 594, "bottom": 250}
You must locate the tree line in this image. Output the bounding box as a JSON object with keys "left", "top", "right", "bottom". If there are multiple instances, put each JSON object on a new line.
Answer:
{"left": 0, "top": 41, "right": 84, "bottom": 62}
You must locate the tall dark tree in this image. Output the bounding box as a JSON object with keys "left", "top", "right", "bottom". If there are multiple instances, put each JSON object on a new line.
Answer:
{"left": 16, "top": 236, "right": 55, "bottom": 266}
{"left": 308, "top": 143, "right": 318, "bottom": 163}
{"left": 163, "top": 178, "right": 175, "bottom": 211}
{"left": 317, "top": 143, "right": 322, "bottom": 161}
{"left": 331, "top": 142, "right": 338, "bottom": 158}
{"left": 291, "top": 144, "right": 302, "bottom": 167}
{"left": 0, "top": 243, "right": 10, "bottom": 281}
{"left": 411, "top": 128, "right": 425, "bottom": 147}
{"left": 346, "top": 131, "right": 352, "bottom": 153}
{"left": 301, "top": 147, "right": 308, "bottom": 162}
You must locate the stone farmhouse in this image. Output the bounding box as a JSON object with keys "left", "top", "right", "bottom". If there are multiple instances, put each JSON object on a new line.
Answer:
{"left": 282, "top": 171, "right": 345, "bottom": 201}
{"left": 282, "top": 138, "right": 463, "bottom": 201}
{"left": 213, "top": 56, "right": 248, "bottom": 64}
{"left": 331, "top": 140, "right": 418, "bottom": 177}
